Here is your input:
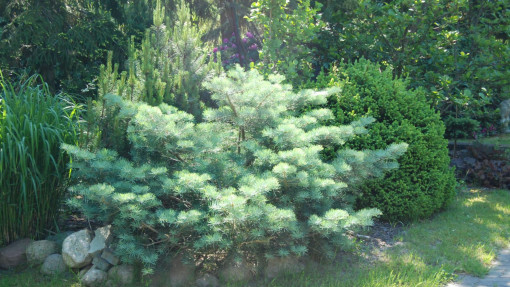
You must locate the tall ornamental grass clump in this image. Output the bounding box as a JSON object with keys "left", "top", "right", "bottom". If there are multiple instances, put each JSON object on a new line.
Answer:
{"left": 63, "top": 66, "right": 407, "bottom": 274}
{"left": 0, "top": 75, "right": 80, "bottom": 243}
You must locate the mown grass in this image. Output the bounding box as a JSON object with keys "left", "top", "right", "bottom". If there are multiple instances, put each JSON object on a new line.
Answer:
{"left": 1, "top": 188, "right": 510, "bottom": 287}
{"left": 455, "top": 134, "right": 510, "bottom": 146}
{"left": 266, "top": 188, "right": 510, "bottom": 287}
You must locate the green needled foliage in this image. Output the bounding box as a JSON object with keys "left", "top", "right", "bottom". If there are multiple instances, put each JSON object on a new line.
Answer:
{"left": 312, "top": 59, "right": 456, "bottom": 221}
{"left": 96, "top": 0, "right": 221, "bottom": 120}
{"left": 63, "top": 66, "right": 407, "bottom": 274}
{"left": 0, "top": 75, "right": 80, "bottom": 243}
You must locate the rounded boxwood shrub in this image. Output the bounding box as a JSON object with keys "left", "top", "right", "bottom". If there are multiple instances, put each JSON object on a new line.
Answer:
{"left": 314, "top": 59, "right": 456, "bottom": 221}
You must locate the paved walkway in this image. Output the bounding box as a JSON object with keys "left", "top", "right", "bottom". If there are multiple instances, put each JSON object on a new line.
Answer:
{"left": 447, "top": 248, "right": 510, "bottom": 287}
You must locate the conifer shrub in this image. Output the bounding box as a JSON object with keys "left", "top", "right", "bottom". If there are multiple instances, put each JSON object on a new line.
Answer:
{"left": 81, "top": 0, "right": 221, "bottom": 154}
{"left": 93, "top": 0, "right": 221, "bottom": 120}
{"left": 63, "top": 66, "right": 407, "bottom": 274}
{"left": 313, "top": 59, "right": 456, "bottom": 221}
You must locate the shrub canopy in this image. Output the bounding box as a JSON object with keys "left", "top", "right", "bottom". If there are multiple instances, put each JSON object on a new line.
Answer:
{"left": 313, "top": 59, "right": 456, "bottom": 221}
{"left": 64, "top": 66, "right": 407, "bottom": 273}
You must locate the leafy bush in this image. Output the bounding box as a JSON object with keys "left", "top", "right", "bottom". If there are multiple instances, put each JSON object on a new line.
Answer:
{"left": 249, "top": 0, "right": 324, "bottom": 85}
{"left": 0, "top": 1, "right": 127, "bottom": 96}
{"left": 444, "top": 116, "right": 480, "bottom": 140}
{"left": 210, "top": 31, "right": 260, "bottom": 70}
{"left": 315, "top": 0, "right": 510, "bottom": 136}
{"left": 313, "top": 59, "right": 456, "bottom": 221}
{"left": 63, "top": 66, "right": 407, "bottom": 273}
{"left": 0, "top": 75, "right": 80, "bottom": 243}
{"left": 0, "top": 0, "right": 220, "bottom": 96}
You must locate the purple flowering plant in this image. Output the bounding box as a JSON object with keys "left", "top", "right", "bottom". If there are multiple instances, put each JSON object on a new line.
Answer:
{"left": 472, "top": 124, "right": 497, "bottom": 140}
{"left": 210, "top": 31, "right": 260, "bottom": 69}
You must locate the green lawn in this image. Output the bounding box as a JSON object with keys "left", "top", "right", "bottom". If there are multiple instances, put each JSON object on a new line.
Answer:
{"left": 267, "top": 188, "right": 510, "bottom": 287}
{"left": 455, "top": 133, "right": 510, "bottom": 147}
{"left": 1, "top": 188, "right": 510, "bottom": 287}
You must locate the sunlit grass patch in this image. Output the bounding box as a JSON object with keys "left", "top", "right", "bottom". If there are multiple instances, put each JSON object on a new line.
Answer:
{"left": 262, "top": 188, "right": 510, "bottom": 286}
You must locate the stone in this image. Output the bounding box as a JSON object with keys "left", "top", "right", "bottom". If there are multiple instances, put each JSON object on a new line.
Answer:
{"left": 107, "top": 264, "right": 135, "bottom": 285}
{"left": 40, "top": 254, "right": 66, "bottom": 275}
{"left": 501, "top": 99, "right": 510, "bottom": 132}
{"left": 81, "top": 267, "right": 108, "bottom": 287}
{"left": 88, "top": 225, "right": 112, "bottom": 256}
{"left": 195, "top": 273, "right": 220, "bottom": 287}
{"left": 464, "top": 157, "right": 477, "bottom": 166}
{"left": 101, "top": 248, "right": 120, "bottom": 265}
{"left": 78, "top": 265, "right": 93, "bottom": 278}
{"left": 167, "top": 254, "right": 195, "bottom": 287}
{"left": 149, "top": 254, "right": 195, "bottom": 287}
{"left": 264, "top": 256, "right": 304, "bottom": 279}
{"left": 92, "top": 255, "right": 111, "bottom": 271}
{"left": 62, "top": 229, "right": 93, "bottom": 268}
{"left": 0, "top": 238, "right": 33, "bottom": 269}
{"left": 26, "top": 240, "right": 58, "bottom": 266}
{"left": 219, "top": 258, "right": 253, "bottom": 282}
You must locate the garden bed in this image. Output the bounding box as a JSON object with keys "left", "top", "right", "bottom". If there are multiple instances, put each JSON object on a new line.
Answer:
{"left": 449, "top": 136, "right": 510, "bottom": 188}
{"left": 1, "top": 187, "right": 509, "bottom": 286}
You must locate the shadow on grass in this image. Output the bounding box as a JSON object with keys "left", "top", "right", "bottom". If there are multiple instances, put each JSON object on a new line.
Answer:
{"left": 260, "top": 189, "right": 510, "bottom": 287}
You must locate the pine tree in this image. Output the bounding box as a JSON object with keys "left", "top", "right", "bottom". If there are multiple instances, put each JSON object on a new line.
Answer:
{"left": 64, "top": 66, "right": 407, "bottom": 274}
{"left": 95, "top": 0, "right": 221, "bottom": 119}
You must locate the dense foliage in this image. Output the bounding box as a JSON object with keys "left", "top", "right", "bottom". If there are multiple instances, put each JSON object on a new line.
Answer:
{"left": 0, "top": 75, "right": 79, "bottom": 243}
{"left": 316, "top": 0, "right": 509, "bottom": 137}
{"left": 0, "top": 0, "right": 218, "bottom": 96}
{"left": 0, "top": 0, "right": 127, "bottom": 96}
{"left": 0, "top": 0, "right": 505, "bottom": 259}
{"left": 93, "top": 0, "right": 221, "bottom": 120}
{"left": 63, "top": 66, "right": 407, "bottom": 273}
{"left": 249, "top": 0, "right": 324, "bottom": 85}
{"left": 312, "top": 59, "right": 456, "bottom": 221}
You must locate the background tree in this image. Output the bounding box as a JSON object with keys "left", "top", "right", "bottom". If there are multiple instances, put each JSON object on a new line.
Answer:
{"left": 91, "top": 0, "right": 221, "bottom": 123}
{"left": 314, "top": 0, "right": 509, "bottom": 137}
{"left": 249, "top": 0, "right": 324, "bottom": 85}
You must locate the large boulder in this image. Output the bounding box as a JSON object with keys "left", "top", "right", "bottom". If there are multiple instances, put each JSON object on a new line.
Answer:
{"left": 107, "top": 264, "right": 135, "bottom": 286}
{"left": 40, "top": 254, "right": 66, "bottom": 275}
{"left": 62, "top": 229, "right": 93, "bottom": 268}
{"left": 82, "top": 267, "right": 108, "bottom": 287}
{"left": 168, "top": 254, "right": 195, "bottom": 287}
{"left": 0, "top": 238, "right": 33, "bottom": 269}
{"left": 78, "top": 265, "right": 93, "bottom": 278}
{"left": 26, "top": 240, "right": 58, "bottom": 266}
{"left": 46, "top": 231, "right": 74, "bottom": 250}
{"left": 264, "top": 256, "right": 304, "bottom": 279}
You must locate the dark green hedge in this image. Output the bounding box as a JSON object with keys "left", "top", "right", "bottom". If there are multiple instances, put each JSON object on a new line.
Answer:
{"left": 314, "top": 59, "right": 457, "bottom": 221}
